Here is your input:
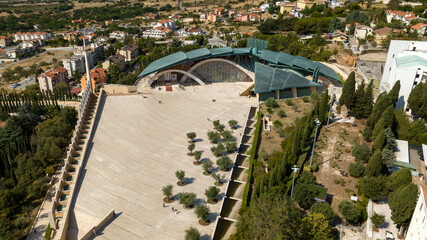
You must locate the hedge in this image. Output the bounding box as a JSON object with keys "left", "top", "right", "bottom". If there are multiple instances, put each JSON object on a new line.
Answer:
{"left": 241, "top": 111, "right": 262, "bottom": 211}
{"left": 44, "top": 223, "right": 51, "bottom": 240}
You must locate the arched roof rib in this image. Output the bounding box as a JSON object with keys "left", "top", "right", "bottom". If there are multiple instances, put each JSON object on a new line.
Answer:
{"left": 138, "top": 47, "right": 255, "bottom": 78}
{"left": 137, "top": 47, "right": 342, "bottom": 86}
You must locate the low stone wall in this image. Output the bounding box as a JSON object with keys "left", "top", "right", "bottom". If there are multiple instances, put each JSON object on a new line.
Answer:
{"left": 211, "top": 106, "right": 256, "bottom": 238}
{"left": 53, "top": 90, "right": 105, "bottom": 240}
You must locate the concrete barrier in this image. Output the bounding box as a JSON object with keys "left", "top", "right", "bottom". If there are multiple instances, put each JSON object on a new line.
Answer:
{"left": 80, "top": 209, "right": 116, "bottom": 240}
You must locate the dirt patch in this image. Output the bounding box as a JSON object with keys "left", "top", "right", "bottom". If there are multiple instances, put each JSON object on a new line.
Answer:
{"left": 313, "top": 119, "right": 368, "bottom": 213}
{"left": 259, "top": 98, "right": 314, "bottom": 154}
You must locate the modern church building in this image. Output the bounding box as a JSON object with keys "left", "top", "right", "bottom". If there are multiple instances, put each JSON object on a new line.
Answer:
{"left": 137, "top": 38, "right": 342, "bottom": 101}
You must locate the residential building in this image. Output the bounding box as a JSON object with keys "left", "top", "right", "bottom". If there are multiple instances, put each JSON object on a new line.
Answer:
{"left": 14, "top": 32, "right": 51, "bottom": 41}
{"left": 332, "top": 31, "right": 348, "bottom": 43}
{"left": 142, "top": 26, "right": 172, "bottom": 38}
{"left": 280, "top": 2, "right": 297, "bottom": 14}
{"left": 63, "top": 31, "right": 79, "bottom": 41}
{"left": 297, "top": 0, "right": 314, "bottom": 9}
{"left": 118, "top": 44, "right": 139, "bottom": 62}
{"left": 411, "top": 23, "right": 427, "bottom": 35}
{"left": 102, "top": 54, "right": 126, "bottom": 71}
{"left": 329, "top": 0, "right": 345, "bottom": 8}
{"left": 38, "top": 67, "right": 68, "bottom": 91}
{"left": 95, "top": 36, "right": 109, "bottom": 44}
{"left": 373, "top": 27, "right": 392, "bottom": 42}
{"left": 260, "top": 3, "right": 270, "bottom": 12}
{"left": 62, "top": 55, "right": 86, "bottom": 74}
{"left": 250, "top": 8, "right": 262, "bottom": 13}
{"left": 109, "top": 31, "right": 128, "bottom": 40}
{"left": 354, "top": 24, "right": 373, "bottom": 39}
{"left": 78, "top": 36, "right": 90, "bottom": 45}
{"left": 215, "top": 7, "right": 225, "bottom": 16}
{"left": 62, "top": 43, "right": 104, "bottom": 74}
{"left": 0, "top": 36, "right": 12, "bottom": 47}
{"left": 177, "top": 28, "right": 204, "bottom": 37}
{"left": 81, "top": 67, "right": 108, "bottom": 92}
{"left": 208, "top": 12, "right": 219, "bottom": 23}
{"left": 156, "top": 20, "right": 176, "bottom": 30}
{"left": 406, "top": 185, "right": 427, "bottom": 240}
{"left": 147, "top": 13, "right": 159, "bottom": 20}
{"left": 386, "top": 10, "right": 417, "bottom": 25}
{"left": 380, "top": 40, "right": 427, "bottom": 111}
{"left": 234, "top": 14, "right": 249, "bottom": 22}
{"left": 249, "top": 14, "right": 261, "bottom": 22}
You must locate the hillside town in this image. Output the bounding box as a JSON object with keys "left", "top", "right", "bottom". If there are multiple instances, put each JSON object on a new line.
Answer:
{"left": 0, "top": 0, "right": 427, "bottom": 239}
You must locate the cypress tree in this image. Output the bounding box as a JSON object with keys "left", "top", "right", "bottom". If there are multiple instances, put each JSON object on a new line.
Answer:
{"left": 292, "top": 126, "right": 301, "bottom": 157}
{"left": 300, "top": 117, "right": 312, "bottom": 150}
{"left": 388, "top": 80, "right": 401, "bottom": 106}
{"left": 269, "top": 166, "right": 278, "bottom": 189}
{"left": 372, "top": 130, "right": 386, "bottom": 151}
{"left": 260, "top": 176, "right": 265, "bottom": 194}
{"left": 367, "top": 93, "right": 392, "bottom": 129}
{"left": 279, "top": 151, "right": 289, "bottom": 181}
{"left": 407, "top": 82, "right": 424, "bottom": 114}
{"left": 254, "top": 181, "right": 261, "bottom": 199}
{"left": 365, "top": 150, "right": 383, "bottom": 177}
{"left": 364, "top": 80, "right": 374, "bottom": 117}
{"left": 319, "top": 89, "right": 329, "bottom": 123}
{"left": 339, "top": 71, "right": 356, "bottom": 110}
{"left": 313, "top": 99, "right": 320, "bottom": 118}
{"left": 353, "top": 81, "right": 366, "bottom": 117}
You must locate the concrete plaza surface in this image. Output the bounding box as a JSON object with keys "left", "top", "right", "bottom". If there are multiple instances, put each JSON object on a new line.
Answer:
{"left": 67, "top": 83, "right": 256, "bottom": 239}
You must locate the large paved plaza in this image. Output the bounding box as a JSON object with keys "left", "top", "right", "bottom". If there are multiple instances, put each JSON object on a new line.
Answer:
{"left": 67, "top": 83, "right": 256, "bottom": 239}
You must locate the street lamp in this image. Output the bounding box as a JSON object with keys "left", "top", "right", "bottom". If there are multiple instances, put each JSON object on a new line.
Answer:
{"left": 326, "top": 86, "right": 336, "bottom": 129}
{"left": 290, "top": 165, "right": 299, "bottom": 199}
{"left": 309, "top": 118, "right": 321, "bottom": 167}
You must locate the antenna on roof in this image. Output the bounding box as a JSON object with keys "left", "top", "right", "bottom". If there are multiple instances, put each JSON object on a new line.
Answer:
{"left": 83, "top": 41, "right": 92, "bottom": 93}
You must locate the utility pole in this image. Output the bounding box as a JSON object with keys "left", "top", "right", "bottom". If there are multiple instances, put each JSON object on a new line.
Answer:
{"left": 326, "top": 86, "right": 336, "bottom": 128}
{"left": 309, "top": 118, "right": 321, "bottom": 167}
{"left": 290, "top": 165, "right": 299, "bottom": 198}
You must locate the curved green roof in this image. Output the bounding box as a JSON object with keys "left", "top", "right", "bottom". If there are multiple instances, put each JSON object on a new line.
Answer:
{"left": 254, "top": 62, "right": 322, "bottom": 94}
{"left": 137, "top": 47, "right": 342, "bottom": 86}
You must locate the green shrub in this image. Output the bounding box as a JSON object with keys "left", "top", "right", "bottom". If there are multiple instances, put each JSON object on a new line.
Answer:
{"left": 348, "top": 162, "right": 365, "bottom": 178}
{"left": 267, "top": 107, "right": 273, "bottom": 114}
{"left": 302, "top": 96, "right": 310, "bottom": 102}
{"left": 285, "top": 99, "right": 293, "bottom": 106}
{"left": 265, "top": 97, "right": 279, "bottom": 108}
{"left": 277, "top": 109, "right": 287, "bottom": 118}
{"left": 45, "top": 223, "right": 51, "bottom": 240}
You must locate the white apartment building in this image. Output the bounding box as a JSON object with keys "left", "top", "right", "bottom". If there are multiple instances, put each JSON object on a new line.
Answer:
{"left": 62, "top": 43, "right": 104, "bottom": 74}
{"left": 14, "top": 32, "right": 51, "bottom": 41}
{"left": 109, "top": 31, "right": 128, "bottom": 40}
{"left": 355, "top": 25, "right": 373, "bottom": 39}
{"left": 62, "top": 55, "right": 86, "bottom": 74}
{"left": 386, "top": 10, "right": 417, "bottom": 25}
{"left": 406, "top": 185, "right": 427, "bottom": 240}
{"left": 380, "top": 40, "right": 427, "bottom": 111}
{"left": 142, "top": 26, "right": 172, "bottom": 38}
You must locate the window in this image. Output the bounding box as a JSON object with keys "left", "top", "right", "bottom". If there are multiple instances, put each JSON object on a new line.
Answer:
{"left": 420, "top": 203, "right": 423, "bottom": 211}
{"left": 393, "top": 54, "right": 395, "bottom": 58}
{"left": 389, "top": 67, "right": 392, "bottom": 71}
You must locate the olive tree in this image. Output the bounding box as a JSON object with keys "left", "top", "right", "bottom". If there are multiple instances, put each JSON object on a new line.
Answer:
{"left": 187, "top": 132, "right": 197, "bottom": 143}
{"left": 371, "top": 212, "right": 385, "bottom": 228}
{"left": 195, "top": 205, "right": 211, "bottom": 223}
{"left": 216, "top": 155, "right": 233, "bottom": 171}
{"left": 194, "top": 151, "right": 202, "bottom": 164}
{"left": 162, "top": 184, "right": 173, "bottom": 202}
{"left": 205, "top": 186, "right": 220, "bottom": 203}
{"left": 175, "top": 170, "right": 186, "bottom": 186}
{"left": 188, "top": 143, "right": 195, "bottom": 156}
{"left": 202, "top": 159, "right": 213, "bottom": 175}
{"left": 212, "top": 173, "right": 226, "bottom": 185}
{"left": 178, "top": 192, "right": 197, "bottom": 208}
{"left": 185, "top": 226, "right": 200, "bottom": 240}
{"left": 228, "top": 119, "right": 238, "bottom": 129}
{"left": 207, "top": 130, "right": 220, "bottom": 143}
